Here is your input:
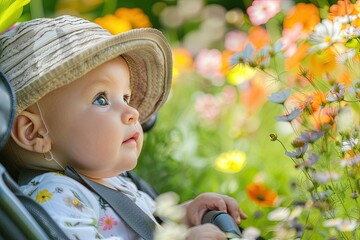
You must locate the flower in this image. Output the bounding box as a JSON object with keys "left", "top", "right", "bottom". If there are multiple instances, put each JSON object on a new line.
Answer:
{"left": 308, "top": 19, "right": 343, "bottom": 52}
{"left": 172, "top": 48, "right": 194, "bottom": 81}
{"left": 195, "top": 93, "right": 221, "bottom": 120}
{"left": 64, "top": 196, "right": 85, "bottom": 211}
{"left": 242, "top": 227, "right": 261, "bottom": 240}
{"left": 328, "top": 0, "right": 360, "bottom": 20}
{"left": 285, "top": 142, "right": 308, "bottom": 159}
{"left": 324, "top": 218, "right": 358, "bottom": 232}
{"left": 267, "top": 207, "right": 290, "bottom": 221}
{"left": 246, "top": 182, "right": 278, "bottom": 207}
{"left": 231, "top": 44, "right": 255, "bottom": 65}
{"left": 56, "top": 0, "right": 103, "bottom": 13}
{"left": 275, "top": 107, "right": 302, "bottom": 122}
{"left": 99, "top": 214, "right": 118, "bottom": 231}
{"left": 240, "top": 80, "right": 267, "bottom": 112}
{"left": 247, "top": 0, "right": 281, "bottom": 26}
{"left": 224, "top": 30, "right": 248, "bottom": 51}
{"left": 154, "top": 222, "right": 188, "bottom": 240}
{"left": 340, "top": 154, "right": 360, "bottom": 167}
{"left": 35, "top": 189, "right": 53, "bottom": 204}
{"left": 281, "top": 24, "right": 303, "bottom": 57}
{"left": 312, "top": 171, "right": 340, "bottom": 183}
{"left": 194, "top": 49, "right": 224, "bottom": 79}
{"left": 94, "top": 8, "right": 151, "bottom": 34}
{"left": 298, "top": 130, "right": 324, "bottom": 143}
{"left": 267, "top": 89, "right": 291, "bottom": 105}
{"left": 248, "top": 26, "right": 271, "bottom": 50}
{"left": 226, "top": 64, "right": 256, "bottom": 85}
{"left": 215, "top": 150, "right": 246, "bottom": 173}
{"left": 94, "top": 15, "right": 131, "bottom": 34}
{"left": 155, "top": 192, "right": 185, "bottom": 222}
{"left": 229, "top": 2, "right": 360, "bottom": 237}
{"left": 326, "top": 83, "right": 345, "bottom": 102}
{"left": 0, "top": 0, "right": 31, "bottom": 33}
{"left": 283, "top": 3, "right": 320, "bottom": 33}
{"left": 296, "top": 152, "right": 319, "bottom": 169}
{"left": 308, "top": 48, "right": 337, "bottom": 76}
{"left": 348, "top": 79, "right": 360, "bottom": 98}
{"left": 114, "top": 8, "right": 152, "bottom": 28}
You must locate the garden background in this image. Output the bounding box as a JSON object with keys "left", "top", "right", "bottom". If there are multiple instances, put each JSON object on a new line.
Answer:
{"left": 6, "top": 0, "right": 360, "bottom": 239}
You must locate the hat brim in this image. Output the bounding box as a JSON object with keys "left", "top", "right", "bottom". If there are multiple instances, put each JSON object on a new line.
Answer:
{"left": 15, "top": 28, "right": 172, "bottom": 124}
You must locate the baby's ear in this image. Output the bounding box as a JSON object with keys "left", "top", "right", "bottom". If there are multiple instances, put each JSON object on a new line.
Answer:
{"left": 11, "top": 110, "right": 51, "bottom": 154}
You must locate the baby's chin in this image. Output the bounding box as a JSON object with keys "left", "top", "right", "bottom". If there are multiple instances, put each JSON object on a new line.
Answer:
{"left": 80, "top": 165, "right": 137, "bottom": 179}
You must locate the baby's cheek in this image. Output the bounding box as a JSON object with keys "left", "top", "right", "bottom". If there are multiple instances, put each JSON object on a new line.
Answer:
{"left": 66, "top": 124, "right": 119, "bottom": 166}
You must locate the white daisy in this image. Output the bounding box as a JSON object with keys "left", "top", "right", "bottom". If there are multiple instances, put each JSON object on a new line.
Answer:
{"left": 343, "top": 25, "right": 360, "bottom": 39}
{"left": 334, "top": 15, "right": 358, "bottom": 25}
{"left": 308, "top": 19, "right": 343, "bottom": 52}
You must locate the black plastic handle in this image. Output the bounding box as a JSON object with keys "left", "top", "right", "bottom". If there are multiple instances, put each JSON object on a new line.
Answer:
{"left": 202, "top": 210, "right": 242, "bottom": 238}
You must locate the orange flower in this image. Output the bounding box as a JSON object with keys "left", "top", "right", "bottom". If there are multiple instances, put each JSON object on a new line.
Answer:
{"left": 310, "top": 107, "right": 338, "bottom": 130}
{"left": 285, "top": 42, "right": 309, "bottom": 70}
{"left": 338, "top": 70, "right": 351, "bottom": 88}
{"left": 283, "top": 3, "right": 320, "bottom": 33}
{"left": 328, "top": 0, "right": 360, "bottom": 20}
{"left": 290, "top": 91, "right": 327, "bottom": 115}
{"left": 94, "top": 15, "right": 131, "bottom": 34}
{"left": 307, "top": 92, "right": 327, "bottom": 113}
{"left": 94, "top": 8, "right": 152, "bottom": 35}
{"left": 115, "top": 8, "right": 152, "bottom": 28}
{"left": 248, "top": 26, "right": 270, "bottom": 50}
{"left": 240, "top": 79, "right": 267, "bottom": 114}
{"left": 309, "top": 48, "right": 337, "bottom": 76}
{"left": 246, "top": 182, "right": 278, "bottom": 207}
{"left": 221, "top": 50, "right": 233, "bottom": 75}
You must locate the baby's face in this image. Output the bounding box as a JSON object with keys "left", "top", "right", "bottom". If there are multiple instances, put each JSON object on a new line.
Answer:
{"left": 39, "top": 57, "right": 144, "bottom": 178}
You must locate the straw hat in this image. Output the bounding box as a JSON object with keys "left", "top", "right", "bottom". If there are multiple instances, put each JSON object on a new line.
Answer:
{"left": 0, "top": 15, "right": 172, "bottom": 123}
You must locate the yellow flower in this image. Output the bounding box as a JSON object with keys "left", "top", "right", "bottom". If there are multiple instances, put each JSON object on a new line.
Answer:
{"left": 172, "top": 48, "right": 193, "bottom": 82}
{"left": 215, "top": 150, "right": 247, "bottom": 173}
{"left": 35, "top": 189, "right": 53, "bottom": 204}
{"left": 0, "top": 0, "right": 31, "bottom": 33}
{"left": 227, "top": 64, "right": 256, "bottom": 85}
{"left": 94, "top": 8, "right": 152, "bottom": 35}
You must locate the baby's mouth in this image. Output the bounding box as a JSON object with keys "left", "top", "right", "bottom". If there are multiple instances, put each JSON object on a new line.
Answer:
{"left": 123, "top": 132, "right": 139, "bottom": 144}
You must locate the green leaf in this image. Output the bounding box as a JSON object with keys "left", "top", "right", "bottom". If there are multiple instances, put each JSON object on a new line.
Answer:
{"left": 345, "top": 37, "right": 360, "bottom": 50}
{"left": 0, "top": 0, "right": 30, "bottom": 33}
{"left": 0, "top": 0, "right": 13, "bottom": 12}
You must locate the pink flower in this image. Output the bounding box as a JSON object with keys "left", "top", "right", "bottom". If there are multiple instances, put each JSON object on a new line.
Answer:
{"left": 221, "top": 86, "right": 237, "bottom": 104}
{"left": 247, "top": 0, "right": 281, "bottom": 26}
{"left": 195, "top": 93, "right": 221, "bottom": 120}
{"left": 224, "top": 31, "right": 248, "bottom": 51}
{"left": 281, "top": 23, "right": 303, "bottom": 57}
{"left": 194, "top": 49, "right": 223, "bottom": 78}
{"left": 99, "top": 214, "right": 118, "bottom": 231}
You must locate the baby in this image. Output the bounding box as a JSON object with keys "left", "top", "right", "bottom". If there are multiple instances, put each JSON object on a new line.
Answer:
{"left": 0, "top": 15, "right": 246, "bottom": 239}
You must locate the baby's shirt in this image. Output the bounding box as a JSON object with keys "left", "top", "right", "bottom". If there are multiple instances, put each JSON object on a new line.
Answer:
{"left": 19, "top": 172, "right": 158, "bottom": 240}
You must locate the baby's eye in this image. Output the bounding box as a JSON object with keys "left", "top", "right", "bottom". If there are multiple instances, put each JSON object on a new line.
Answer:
{"left": 124, "top": 94, "right": 131, "bottom": 105}
{"left": 93, "top": 93, "right": 109, "bottom": 106}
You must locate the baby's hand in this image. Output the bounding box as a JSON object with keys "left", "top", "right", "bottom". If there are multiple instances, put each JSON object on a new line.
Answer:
{"left": 186, "top": 224, "right": 227, "bottom": 240}
{"left": 182, "top": 192, "right": 247, "bottom": 226}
